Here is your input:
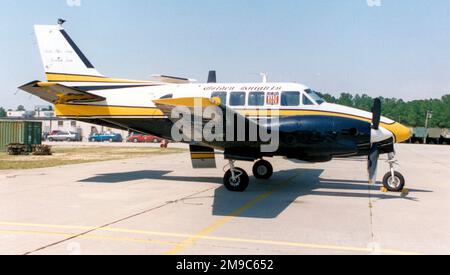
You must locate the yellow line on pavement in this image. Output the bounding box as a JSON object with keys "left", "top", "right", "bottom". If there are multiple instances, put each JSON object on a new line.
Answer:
{"left": 0, "top": 229, "right": 177, "bottom": 247}
{"left": 164, "top": 173, "right": 301, "bottom": 255}
{"left": 0, "top": 222, "right": 420, "bottom": 255}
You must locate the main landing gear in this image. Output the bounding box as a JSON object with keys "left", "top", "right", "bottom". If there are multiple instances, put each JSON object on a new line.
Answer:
{"left": 382, "top": 153, "right": 406, "bottom": 192}
{"left": 223, "top": 159, "right": 274, "bottom": 192}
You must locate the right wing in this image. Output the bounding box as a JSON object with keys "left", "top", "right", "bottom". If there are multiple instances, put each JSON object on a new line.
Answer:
{"left": 153, "top": 97, "right": 264, "bottom": 144}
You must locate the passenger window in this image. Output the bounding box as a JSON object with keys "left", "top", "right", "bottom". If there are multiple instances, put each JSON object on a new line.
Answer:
{"left": 248, "top": 92, "right": 265, "bottom": 106}
{"left": 303, "top": 94, "right": 314, "bottom": 105}
{"left": 211, "top": 92, "right": 227, "bottom": 105}
{"left": 230, "top": 92, "right": 246, "bottom": 106}
{"left": 281, "top": 92, "right": 300, "bottom": 106}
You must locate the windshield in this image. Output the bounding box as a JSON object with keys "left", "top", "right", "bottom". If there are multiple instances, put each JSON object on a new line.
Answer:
{"left": 305, "top": 89, "right": 325, "bottom": 105}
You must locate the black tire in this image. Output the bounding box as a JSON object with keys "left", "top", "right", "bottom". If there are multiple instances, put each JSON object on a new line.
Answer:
{"left": 224, "top": 168, "right": 250, "bottom": 192}
{"left": 383, "top": 171, "right": 405, "bottom": 192}
{"left": 253, "top": 160, "right": 273, "bottom": 180}
{"left": 48, "top": 138, "right": 53, "bottom": 142}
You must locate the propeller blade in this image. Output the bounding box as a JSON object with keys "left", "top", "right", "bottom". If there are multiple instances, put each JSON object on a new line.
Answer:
{"left": 372, "top": 98, "right": 381, "bottom": 130}
{"left": 368, "top": 143, "right": 379, "bottom": 184}
{"left": 207, "top": 70, "right": 217, "bottom": 84}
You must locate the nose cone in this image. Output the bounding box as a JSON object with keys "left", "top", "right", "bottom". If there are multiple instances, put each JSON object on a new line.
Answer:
{"left": 390, "top": 123, "right": 412, "bottom": 143}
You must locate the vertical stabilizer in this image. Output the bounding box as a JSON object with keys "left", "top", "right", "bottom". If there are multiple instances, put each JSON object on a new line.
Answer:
{"left": 34, "top": 25, "right": 104, "bottom": 81}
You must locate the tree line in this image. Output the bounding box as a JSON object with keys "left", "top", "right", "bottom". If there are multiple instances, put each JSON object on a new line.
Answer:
{"left": 1, "top": 94, "right": 449, "bottom": 127}
{"left": 0, "top": 105, "right": 25, "bottom": 117}
{"left": 318, "top": 93, "right": 450, "bottom": 128}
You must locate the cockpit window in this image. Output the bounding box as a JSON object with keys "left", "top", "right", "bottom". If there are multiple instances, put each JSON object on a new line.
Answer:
{"left": 303, "top": 95, "right": 314, "bottom": 105}
{"left": 305, "top": 89, "right": 325, "bottom": 105}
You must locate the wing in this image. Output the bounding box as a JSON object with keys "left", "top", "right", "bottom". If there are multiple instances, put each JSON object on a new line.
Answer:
{"left": 19, "top": 81, "right": 106, "bottom": 104}
{"left": 153, "top": 97, "right": 265, "bottom": 143}
{"left": 154, "top": 97, "right": 276, "bottom": 166}
{"left": 153, "top": 97, "right": 278, "bottom": 161}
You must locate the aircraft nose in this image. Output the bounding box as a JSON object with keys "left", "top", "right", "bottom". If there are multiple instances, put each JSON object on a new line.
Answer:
{"left": 391, "top": 123, "right": 412, "bottom": 143}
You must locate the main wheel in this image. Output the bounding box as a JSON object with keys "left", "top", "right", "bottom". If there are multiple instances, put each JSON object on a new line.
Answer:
{"left": 383, "top": 171, "right": 405, "bottom": 192}
{"left": 253, "top": 160, "right": 273, "bottom": 180}
{"left": 224, "top": 168, "right": 249, "bottom": 192}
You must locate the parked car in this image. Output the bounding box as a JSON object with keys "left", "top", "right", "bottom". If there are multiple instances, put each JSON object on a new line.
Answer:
{"left": 89, "top": 132, "right": 123, "bottom": 143}
{"left": 47, "top": 131, "right": 81, "bottom": 142}
{"left": 127, "top": 134, "right": 161, "bottom": 143}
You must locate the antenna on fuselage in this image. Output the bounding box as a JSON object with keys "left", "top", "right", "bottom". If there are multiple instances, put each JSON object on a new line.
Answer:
{"left": 260, "top": 73, "right": 268, "bottom": 83}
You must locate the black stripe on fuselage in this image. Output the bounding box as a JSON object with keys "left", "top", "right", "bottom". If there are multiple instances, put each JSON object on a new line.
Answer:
{"left": 60, "top": 30, "right": 95, "bottom": 69}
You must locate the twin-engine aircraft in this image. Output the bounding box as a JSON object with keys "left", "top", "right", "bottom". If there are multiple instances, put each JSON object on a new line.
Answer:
{"left": 20, "top": 21, "right": 412, "bottom": 192}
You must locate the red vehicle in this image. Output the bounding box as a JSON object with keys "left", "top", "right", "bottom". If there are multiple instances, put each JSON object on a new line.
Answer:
{"left": 127, "top": 134, "right": 162, "bottom": 143}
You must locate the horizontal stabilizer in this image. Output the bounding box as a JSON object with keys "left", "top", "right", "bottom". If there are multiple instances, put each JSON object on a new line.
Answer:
{"left": 151, "top": 75, "right": 196, "bottom": 84}
{"left": 18, "top": 81, "right": 106, "bottom": 104}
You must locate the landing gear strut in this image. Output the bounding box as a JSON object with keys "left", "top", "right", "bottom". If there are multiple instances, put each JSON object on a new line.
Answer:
{"left": 223, "top": 160, "right": 249, "bottom": 192}
{"left": 382, "top": 153, "right": 406, "bottom": 192}
{"left": 253, "top": 160, "right": 273, "bottom": 180}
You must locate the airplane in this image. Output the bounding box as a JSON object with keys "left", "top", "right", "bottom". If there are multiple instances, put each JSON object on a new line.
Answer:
{"left": 19, "top": 21, "right": 412, "bottom": 192}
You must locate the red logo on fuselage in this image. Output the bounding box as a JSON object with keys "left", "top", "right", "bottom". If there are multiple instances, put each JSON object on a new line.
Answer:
{"left": 266, "top": 92, "right": 280, "bottom": 105}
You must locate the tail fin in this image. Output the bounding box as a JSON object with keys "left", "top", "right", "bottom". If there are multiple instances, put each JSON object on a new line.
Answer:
{"left": 34, "top": 25, "right": 104, "bottom": 82}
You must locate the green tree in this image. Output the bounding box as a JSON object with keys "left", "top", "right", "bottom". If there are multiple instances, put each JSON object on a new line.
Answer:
{"left": 337, "top": 93, "right": 354, "bottom": 107}
{"left": 0, "top": 107, "right": 6, "bottom": 117}
{"left": 16, "top": 105, "right": 25, "bottom": 111}
{"left": 318, "top": 92, "right": 450, "bottom": 127}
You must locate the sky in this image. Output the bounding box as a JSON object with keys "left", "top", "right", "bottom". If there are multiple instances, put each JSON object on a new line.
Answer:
{"left": 0, "top": 0, "right": 450, "bottom": 109}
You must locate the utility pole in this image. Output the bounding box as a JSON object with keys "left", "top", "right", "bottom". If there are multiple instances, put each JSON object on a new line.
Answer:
{"left": 424, "top": 110, "right": 433, "bottom": 144}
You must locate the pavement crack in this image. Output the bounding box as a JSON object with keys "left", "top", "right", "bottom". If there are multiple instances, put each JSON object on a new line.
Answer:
{"left": 23, "top": 187, "right": 215, "bottom": 255}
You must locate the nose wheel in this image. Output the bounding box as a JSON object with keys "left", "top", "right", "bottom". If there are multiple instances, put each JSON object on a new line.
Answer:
{"left": 253, "top": 160, "right": 273, "bottom": 180}
{"left": 382, "top": 153, "right": 406, "bottom": 192}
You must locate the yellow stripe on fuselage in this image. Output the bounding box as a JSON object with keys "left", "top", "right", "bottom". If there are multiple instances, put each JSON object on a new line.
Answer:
{"left": 55, "top": 104, "right": 410, "bottom": 143}
{"left": 54, "top": 104, "right": 164, "bottom": 117}
{"left": 46, "top": 73, "right": 151, "bottom": 84}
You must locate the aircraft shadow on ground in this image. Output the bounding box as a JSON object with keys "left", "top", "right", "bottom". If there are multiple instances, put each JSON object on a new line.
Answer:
{"left": 79, "top": 169, "right": 432, "bottom": 219}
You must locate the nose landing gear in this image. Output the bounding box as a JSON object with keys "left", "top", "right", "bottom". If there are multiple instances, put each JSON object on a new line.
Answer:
{"left": 382, "top": 153, "right": 406, "bottom": 192}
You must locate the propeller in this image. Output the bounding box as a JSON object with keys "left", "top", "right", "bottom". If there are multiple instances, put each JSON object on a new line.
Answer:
{"left": 207, "top": 70, "right": 217, "bottom": 83}
{"left": 372, "top": 98, "right": 381, "bottom": 130}
{"left": 368, "top": 98, "right": 382, "bottom": 184}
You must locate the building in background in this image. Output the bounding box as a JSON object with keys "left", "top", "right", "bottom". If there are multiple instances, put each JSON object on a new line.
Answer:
{"left": 6, "top": 106, "right": 129, "bottom": 142}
